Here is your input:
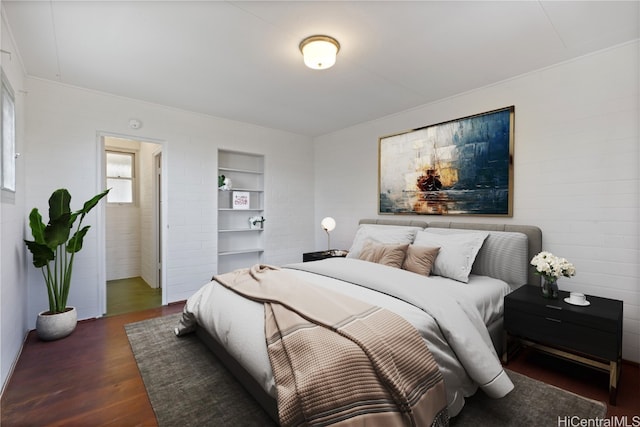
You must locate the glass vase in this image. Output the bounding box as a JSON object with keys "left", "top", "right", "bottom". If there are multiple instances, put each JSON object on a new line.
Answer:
{"left": 541, "top": 278, "right": 559, "bottom": 299}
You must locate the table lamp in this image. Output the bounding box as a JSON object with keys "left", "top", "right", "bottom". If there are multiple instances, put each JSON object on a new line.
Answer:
{"left": 320, "top": 217, "right": 336, "bottom": 251}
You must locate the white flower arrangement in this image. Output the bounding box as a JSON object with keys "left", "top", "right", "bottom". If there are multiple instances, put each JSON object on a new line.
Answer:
{"left": 530, "top": 251, "right": 576, "bottom": 282}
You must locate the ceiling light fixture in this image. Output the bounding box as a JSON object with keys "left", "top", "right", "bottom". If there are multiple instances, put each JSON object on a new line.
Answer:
{"left": 299, "top": 35, "right": 340, "bottom": 70}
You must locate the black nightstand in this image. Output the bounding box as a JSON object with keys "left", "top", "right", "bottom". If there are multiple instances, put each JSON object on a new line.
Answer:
{"left": 504, "top": 285, "right": 623, "bottom": 405}
{"left": 302, "top": 249, "right": 348, "bottom": 262}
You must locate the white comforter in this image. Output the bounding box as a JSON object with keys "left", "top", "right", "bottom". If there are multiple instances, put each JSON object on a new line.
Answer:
{"left": 176, "top": 258, "right": 513, "bottom": 417}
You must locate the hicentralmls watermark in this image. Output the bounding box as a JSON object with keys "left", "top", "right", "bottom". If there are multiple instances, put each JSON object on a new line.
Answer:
{"left": 558, "top": 416, "right": 640, "bottom": 427}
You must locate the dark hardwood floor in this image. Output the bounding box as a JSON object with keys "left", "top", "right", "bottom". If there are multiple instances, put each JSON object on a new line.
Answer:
{"left": 2, "top": 303, "right": 638, "bottom": 426}
{"left": 1, "top": 303, "right": 183, "bottom": 427}
{"left": 505, "top": 348, "right": 640, "bottom": 418}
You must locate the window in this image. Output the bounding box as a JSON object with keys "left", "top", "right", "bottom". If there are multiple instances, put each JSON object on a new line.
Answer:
{"left": 106, "top": 150, "right": 135, "bottom": 204}
{"left": 1, "top": 70, "right": 16, "bottom": 193}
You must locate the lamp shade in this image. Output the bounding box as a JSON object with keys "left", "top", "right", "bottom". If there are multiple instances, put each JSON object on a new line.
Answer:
{"left": 321, "top": 217, "right": 336, "bottom": 232}
{"left": 299, "top": 35, "right": 340, "bottom": 70}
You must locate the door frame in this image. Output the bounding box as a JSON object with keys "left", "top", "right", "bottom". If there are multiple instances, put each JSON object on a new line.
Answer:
{"left": 153, "top": 149, "right": 162, "bottom": 291}
{"left": 96, "top": 131, "right": 168, "bottom": 315}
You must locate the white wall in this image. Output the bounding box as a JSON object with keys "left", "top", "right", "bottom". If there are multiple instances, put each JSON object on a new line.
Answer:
{"left": 106, "top": 203, "right": 141, "bottom": 280}
{"left": 105, "top": 138, "right": 142, "bottom": 281}
{"left": 139, "top": 141, "right": 159, "bottom": 288}
{"left": 314, "top": 41, "right": 640, "bottom": 362}
{"left": 0, "top": 10, "right": 27, "bottom": 392}
{"left": 22, "top": 77, "right": 314, "bottom": 327}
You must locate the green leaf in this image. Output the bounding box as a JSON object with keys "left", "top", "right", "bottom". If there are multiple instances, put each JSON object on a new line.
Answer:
{"left": 67, "top": 226, "right": 90, "bottom": 253}
{"left": 77, "top": 189, "right": 110, "bottom": 218}
{"left": 28, "top": 208, "right": 46, "bottom": 244}
{"left": 48, "top": 189, "right": 71, "bottom": 222}
{"left": 24, "top": 240, "right": 54, "bottom": 268}
{"left": 43, "top": 212, "right": 72, "bottom": 249}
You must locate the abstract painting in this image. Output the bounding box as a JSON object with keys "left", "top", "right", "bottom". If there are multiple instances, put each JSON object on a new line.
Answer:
{"left": 379, "top": 106, "right": 514, "bottom": 216}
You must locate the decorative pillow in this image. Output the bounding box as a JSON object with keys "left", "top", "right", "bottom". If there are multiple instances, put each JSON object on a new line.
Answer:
{"left": 425, "top": 228, "right": 528, "bottom": 287}
{"left": 346, "top": 225, "right": 423, "bottom": 259}
{"left": 402, "top": 245, "right": 440, "bottom": 276}
{"left": 413, "top": 230, "right": 489, "bottom": 283}
{"left": 357, "top": 241, "right": 409, "bottom": 269}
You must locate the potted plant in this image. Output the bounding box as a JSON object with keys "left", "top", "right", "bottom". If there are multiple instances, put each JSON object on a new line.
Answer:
{"left": 24, "top": 188, "right": 110, "bottom": 340}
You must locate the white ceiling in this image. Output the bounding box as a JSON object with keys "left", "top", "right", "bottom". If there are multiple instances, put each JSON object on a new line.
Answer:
{"left": 3, "top": 1, "right": 639, "bottom": 137}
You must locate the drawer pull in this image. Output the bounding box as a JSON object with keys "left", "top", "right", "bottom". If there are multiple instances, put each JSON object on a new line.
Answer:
{"left": 545, "top": 317, "right": 562, "bottom": 323}
{"left": 545, "top": 305, "right": 562, "bottom": 310}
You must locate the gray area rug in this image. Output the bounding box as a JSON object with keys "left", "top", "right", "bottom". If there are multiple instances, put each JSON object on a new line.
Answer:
{"left": 126, "top": 313, "right": 607, "bottom": 426}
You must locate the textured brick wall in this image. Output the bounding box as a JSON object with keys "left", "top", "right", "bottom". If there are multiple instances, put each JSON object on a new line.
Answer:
{"left": 314, "top": 42, "right": 639, "bottom": 361}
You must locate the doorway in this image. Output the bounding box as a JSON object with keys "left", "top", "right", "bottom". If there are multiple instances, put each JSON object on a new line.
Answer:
{"left": 102, "top": 135, "right": 164, "bottom": 316}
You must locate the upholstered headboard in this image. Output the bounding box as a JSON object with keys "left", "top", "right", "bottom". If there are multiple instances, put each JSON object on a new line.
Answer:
{"left": 359, "top": 219, "right": 542, "bottom": 286}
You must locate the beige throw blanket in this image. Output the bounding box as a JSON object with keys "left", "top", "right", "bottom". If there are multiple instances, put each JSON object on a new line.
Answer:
{"left": 214, "top": 265, "right": 448, "bottom": 427}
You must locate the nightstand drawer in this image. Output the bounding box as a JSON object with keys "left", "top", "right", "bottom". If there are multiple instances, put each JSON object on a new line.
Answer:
{"left": 505, "top": 309, "right": 619, "bottom": 360}
{"left": 505, "top": 298, "right": 619, "bottom": 334}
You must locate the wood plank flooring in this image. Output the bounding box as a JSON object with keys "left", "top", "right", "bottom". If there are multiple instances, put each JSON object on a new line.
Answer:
{"left": 1, "top": 303, "right": 183, "bottom": 427}
{"left": 507, "top": 348, "right": 639, "bottom": 418}
{"left": 1, "top": 303, "right": 638, "bottom": 426}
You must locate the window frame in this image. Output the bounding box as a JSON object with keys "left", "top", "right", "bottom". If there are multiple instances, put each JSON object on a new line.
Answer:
{"left": 105, "top": 149, "right": 137, "bottom": 205}
{"left": 1, "top": 68, "right": 16, "bottom": 196}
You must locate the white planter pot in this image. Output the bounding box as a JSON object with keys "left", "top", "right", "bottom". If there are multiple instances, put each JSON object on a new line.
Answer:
{"left": 36, "top": 307, "right": 77, "bottom": 341}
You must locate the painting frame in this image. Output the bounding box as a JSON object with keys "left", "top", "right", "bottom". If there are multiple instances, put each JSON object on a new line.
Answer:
{"left": 378, "top": 106, "right": 514, "bottom": 216}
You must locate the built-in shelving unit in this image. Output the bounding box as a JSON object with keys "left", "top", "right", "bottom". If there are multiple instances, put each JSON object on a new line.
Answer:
{"left": 217, "top": 150, "right": 264, "bottom": 274}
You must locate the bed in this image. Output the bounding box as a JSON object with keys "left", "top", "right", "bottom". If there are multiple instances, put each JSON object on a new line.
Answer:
{"left": 175, "top": 219, "right": 542, "bottom": 425}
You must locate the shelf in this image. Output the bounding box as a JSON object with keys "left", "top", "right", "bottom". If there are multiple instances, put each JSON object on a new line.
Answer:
{"left": 219, "top": 188, "right": 263, "bottom": 192}
{"left": 219, "top": 248, "right": 264, "bottom": 256}
{"left": 219, "top": 167, "right": 262, "bottom": 175}
{"left": 218, "top": 149, "right": 265, "bottom": 275}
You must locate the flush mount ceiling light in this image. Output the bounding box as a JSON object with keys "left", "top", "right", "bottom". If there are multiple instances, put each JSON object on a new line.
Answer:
{"left": 299, "top": 35, "right": 340, "bottom": 70}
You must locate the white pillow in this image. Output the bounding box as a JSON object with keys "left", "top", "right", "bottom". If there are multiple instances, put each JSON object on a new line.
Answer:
{"left": 413, "top": 230, "right": 489, "bottom": 283}
{"left": 346, "top": 225, "right": 423, "bottom": 259}
{"left": 425, "top": 228, "right": 528, "bottom": 287}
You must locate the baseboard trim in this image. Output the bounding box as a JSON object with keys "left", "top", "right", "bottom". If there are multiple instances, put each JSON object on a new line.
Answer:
{"left": 0, "top": 330, "right": 29, "bottom": 398}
